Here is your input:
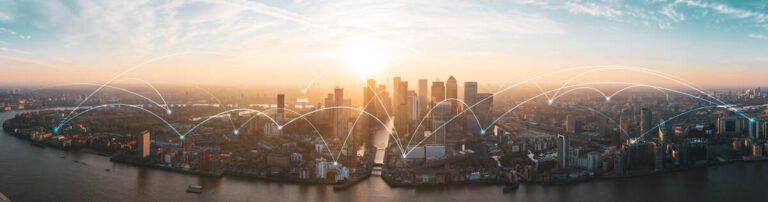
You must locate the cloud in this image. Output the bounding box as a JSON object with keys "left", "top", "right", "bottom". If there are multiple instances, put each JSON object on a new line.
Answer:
{"left": 749, "top": 33, "right": 768, "bottom": 40}
{"left": 0, "top": 46, "right": 31, "bottom": 55}
{"left": 660, "top": 4, "right": 685, "bottom": 22}
{"left": 679, "top": 0, "right": 768, "bottom": 23}
{"left": 0, "top": 27, "right": 31, "bottom": 40}
{"left": 565, "top": 2, "right": 623, "bottom": 17}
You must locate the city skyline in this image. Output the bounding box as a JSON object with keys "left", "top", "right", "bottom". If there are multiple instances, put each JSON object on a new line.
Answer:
{"left": 2, "top": 1, "right": 768, "bottom": 201}
{"left": 0, "top": 0, "right": 767, "bottom": 86}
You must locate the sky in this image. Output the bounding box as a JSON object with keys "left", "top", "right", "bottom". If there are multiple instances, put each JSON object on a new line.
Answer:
{"left": 0, "top": 0, "right": 767, "bottom": 87}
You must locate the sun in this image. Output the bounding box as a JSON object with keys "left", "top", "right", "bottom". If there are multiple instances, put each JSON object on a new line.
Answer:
{"left": 340, "top": 38, "right": 392, "bottom": 78}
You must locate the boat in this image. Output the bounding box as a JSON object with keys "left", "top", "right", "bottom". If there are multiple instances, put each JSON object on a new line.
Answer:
{"left": 186, "top": 185, "right": 204, "bottom": 193}
{"left": 105, "top": 169, "right": 111, "bottom": 172}
{"left": 503, "top": 183, "right": 519, "bottom": 193}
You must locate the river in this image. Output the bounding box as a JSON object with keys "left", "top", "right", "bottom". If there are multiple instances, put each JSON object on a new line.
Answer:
{"left": 1, "top": 111, "right": 767, "bottom": 201}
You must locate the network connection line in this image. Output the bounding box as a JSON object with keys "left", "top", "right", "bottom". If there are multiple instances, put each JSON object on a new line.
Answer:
{"left": 32, "top": 82, "right": 171, "bottom": 111}
{"left": 194, "top": 86, "right": 238, "bottom": 131}
{"left": 574, "top": 105, "right": 630, "bottom": 138}
{"left": 55, "top": 104, "right": 182, "bottom": 137}
{"left": 116, "top": 78, "right": 170, "bottom": 112}
{"left": 59, "top": 51, "right": 239, "bottom": 128}
{"left": 404, "top": 98, "right": 482, "bottom": 151}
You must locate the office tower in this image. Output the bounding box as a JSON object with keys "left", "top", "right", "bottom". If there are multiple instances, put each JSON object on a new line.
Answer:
{"left": 395, "top": 81, "right": 409, "bottom": 134}
{"left": 748, "top": 119, "right": 758, "bottom": 140}
{"left": 363, "top": 79, "right": 377, "bottom": 134}
{"left": 431, "top": 102, "right": 452, "bottom": 145}
{"left": 137, "top": 130, "right": 151, "bottom": 159}
{"left": 393, "top": 77, "right": 402, "bottom": 111}
{"left": 446, "top": 76, "right": 458, "bottom": 113}
{"left": 431, "top": 81, "right": 445, "bottom": 104}
{"left": 565, "top": 115, "right": 576, "bottom": 133}
{"left": 375, "top": 85, "right": 392, "bottom": 121}
{"left": 717, "top": 116, "right": 742, "bottom": 137}
{"left": 277, "top": 94, "right": 285, "bottom": 122}
{"left": 656, "top": 119, "right": 666, "bottom": 171}
{"left": 334, "top": 87, "right": 348, "bottom": 140}
{"left": 640, "top": 108, "right": 652, "bottom": 137}
{"left": 464, "top": 81, "right": 478, "bottom": 134}
{"left": 557, "top": 134, "right": 570, "bottom": 169}
{"left": 418, "top": 79, "right": 429, "bottom": 116}
{"left": 762, "top": 121, "right": 768, "bottom": 140}
{"left": 475, "top": 93, "right": 494, "bottom": 135}
{"left": 407, "top": 91, "right": 419, "bottom": 122}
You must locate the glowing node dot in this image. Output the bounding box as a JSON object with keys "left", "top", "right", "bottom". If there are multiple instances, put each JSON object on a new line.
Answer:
{"left": 166, "top": 110, "right": 172, "bottom": 115}
{"left": 547, "top": 100, "right": 553, "bottom": 105}
{"left": 480, "top": 130, "right": 486, "bottom": 136}
{"left": 750, "top": 118, "right": 756, "bottom": 123}
{"left": 53, "top": 127, "right": 59, "bottom": 134}
{"left": 333, "top": 161, "right": 338, "bottom": 166}
{"left": 402, "top": 154, "right": 407, "bottom": 159}
{"left": 278, "top": 126, "right": 283, "bottom": 130}
{"left": 605, "top": 97, "right": 611, "bottom": 101}
{"left": 301, "top": 89, "right": 308, "bottom": 94}
{"left": 233, "top": 129, "right": 239, "bottom": 135}
{"left": 180, "top": 136, "right": 185, "bottom": 140}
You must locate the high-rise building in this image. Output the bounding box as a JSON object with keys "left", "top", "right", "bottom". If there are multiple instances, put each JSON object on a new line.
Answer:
{"left": 393, "top": 77, "right": 402, "bottom": 111}
{"left": 395, "top": 81, "right": 409, "bottom": 134}
{"left": 656, "top": 119, "right": 666, "bottom": 171}
{"left": 619, "top": 114, "right": 630, "bottom": 141}
{"left": 446, "top": 76, "right": 458, "bottom": 113}
{"left": 463, "top": 81, "right": 478, "bottom": 134}
{"left": 640, "top": 108, "right": 652, "bottom": 137}
{"left": 717, "top": 116, "right": 743, "bottom": 137}
{"left": 407, "top": 91, "right": 419, "bottom": 122}
{"left": 431, "top": 81, "right": 445, "bottom": 104}
{"left": 475, "top": 93, "right": 494, "bottom": 135}
{"left": 418, "top": 79, "right": 429, "bottom": 116}
{"left": 277, "top": 94, "right": 285, "bottom": 122}
{"left": 565, "top": 115, "right": 576, "bottom": 133}
{"left": 431, "top": 102, "right": 452, "bottom": 145}
{"left": 137, "top": 130, "right": 151, "bottom": 159}
{"left": 748, "top": 119, "right": 759, "bottom": 140}
{"left": 334, "top": 87, "right": 348, "bottom": 140}
{"left": 363, "top": 79, "right": 377, "bottom": 136}
{"left": 557, "top": 134, "right": 570, "bottom": 169}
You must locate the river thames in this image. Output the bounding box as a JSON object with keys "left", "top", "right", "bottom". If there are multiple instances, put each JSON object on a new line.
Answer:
{"left": 1, "top": 111, "right": 767, "bottom": 202}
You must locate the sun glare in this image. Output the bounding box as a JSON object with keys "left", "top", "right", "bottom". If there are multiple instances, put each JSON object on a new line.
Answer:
{"left": 341, "top": 38, "right": 392, "bottom": 78}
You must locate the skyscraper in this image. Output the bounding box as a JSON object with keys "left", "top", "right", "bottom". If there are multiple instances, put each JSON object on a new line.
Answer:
{"left": 392, "top": 80, "right": 409, "bottom": 134}
{"left": 557, "top": 134, "right": 570, "bottom": 169}
{"left": 640, "top": 108, "right": 652, "bottom": 137}
{"left": 277, "top": 94, "right": 285, "bottom": 122}
{"left": 656, "top": 119, "right": 666, "bottom": 171}
{"left": 446, "top": 76, "right": 458, "bottom": 113}
{"left": 334, "top": 87, "right": 347, "bottom": 140}
{"left": 418, "top": 79, "right": 429, "bottom": 116}
{"left": 363, "top": 79, "right": 377, "bottom": 134}
{"left": 137, "top": 130, "right": 151, "bottom": 159}
{"left": 431, "top": 81, "right": 445, "bottom": 104}
{"left": 464, "top": 81, "right": 478, "bottom": 135}
{"left": 393, "top": 77, "right": 402, "bottom": 111}
{"left": 431, "top": 102, "right": 452, "bottom": 145}
{"left": 565, "top": 115, "right": 576, "bottom": 133}
{"left": 475, "top": 93, "right": 494, "bottom": 135}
